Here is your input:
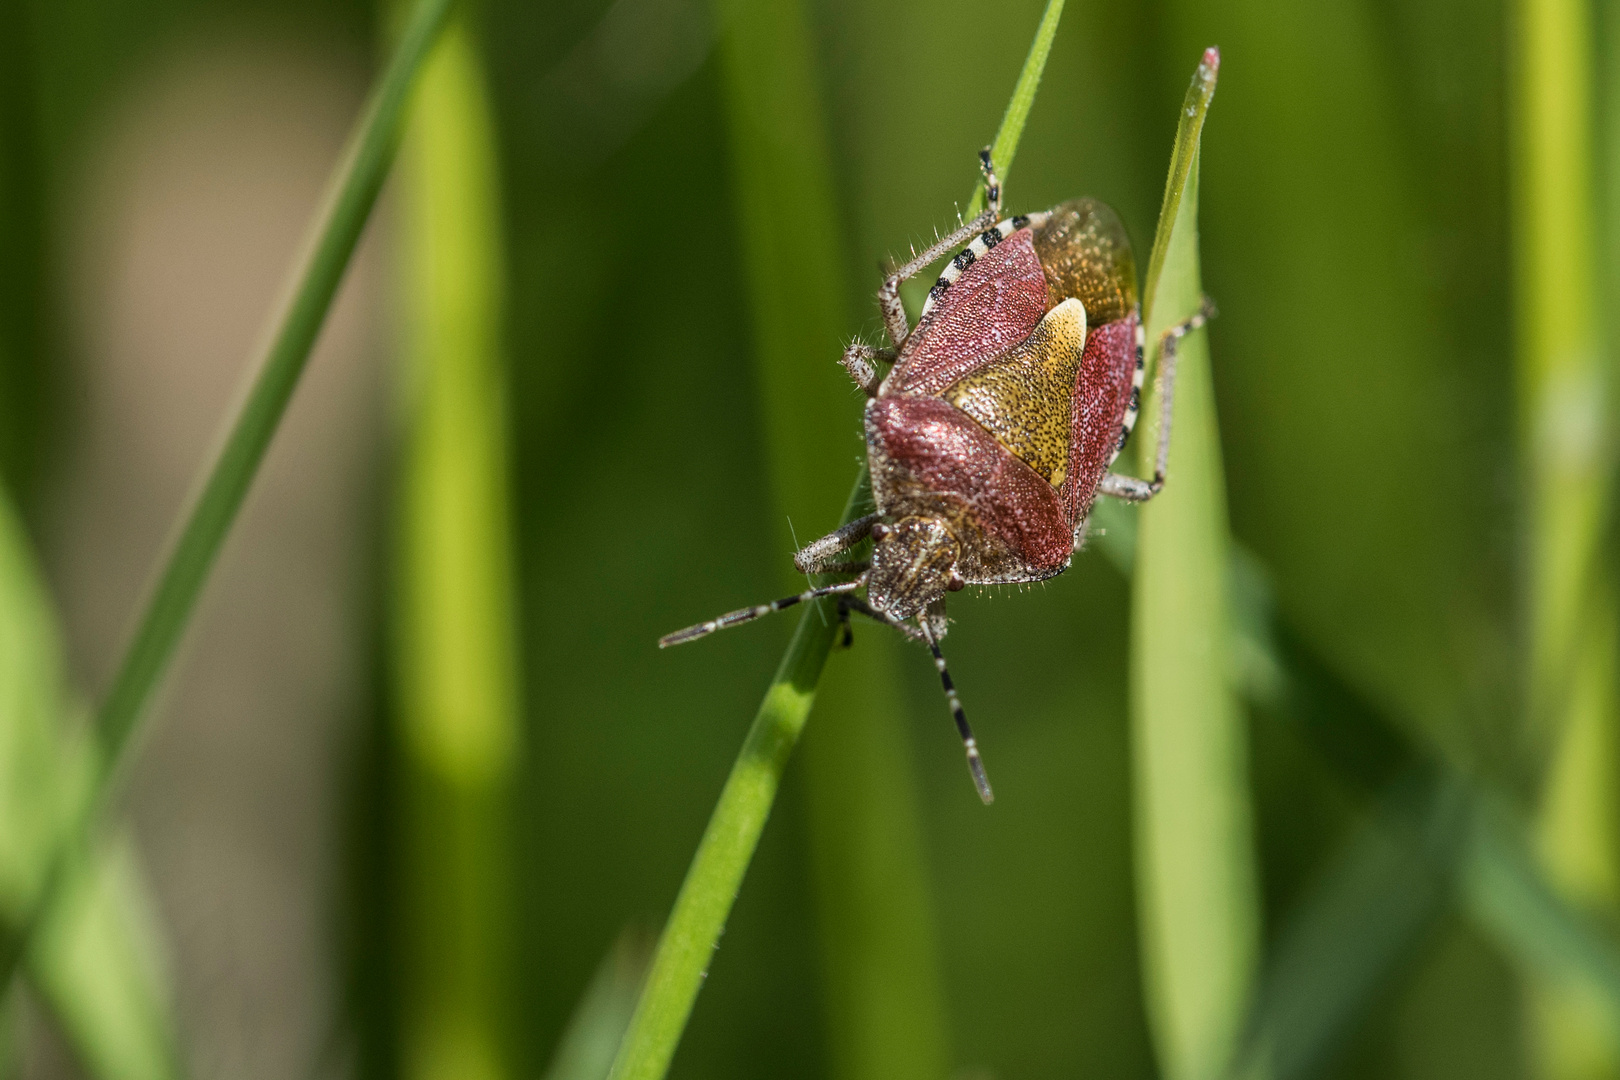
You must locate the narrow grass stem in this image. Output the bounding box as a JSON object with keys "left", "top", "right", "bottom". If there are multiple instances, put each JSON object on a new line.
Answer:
{"left": 606, "top": 7, "right": 1066, "bottom": 1077}
{"left": 1515, "top": 0, "right": 1620, "bottom": 1067}
{"left": 0, "top": 0, "right": 456, "bottom": 991}
{"left": 1131, "top": 50, "right": 1259, "bottom": 1080}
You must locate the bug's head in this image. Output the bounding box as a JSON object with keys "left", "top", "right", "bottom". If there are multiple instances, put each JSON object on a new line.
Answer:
{"left": 868, "top": 515, "right": 965, "bottom": 619}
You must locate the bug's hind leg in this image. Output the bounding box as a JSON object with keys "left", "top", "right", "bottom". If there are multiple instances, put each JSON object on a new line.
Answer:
{"left": 1099, "top": 297, "right": 1217, "bottom": 503}
{"left": 794, "top": 514, "right": 879, "bottom": 574}
{"left": 875, "top": 148, "right": 1004, "bottom": 349}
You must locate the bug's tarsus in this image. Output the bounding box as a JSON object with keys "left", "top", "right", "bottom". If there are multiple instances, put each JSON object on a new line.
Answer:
{"left": 794, "top": 514, "right": 879, "bottom": 574}
{"left": 839, "top": 342, "right": 893, "bottom": 396}
{"left": 659, "top": 579, "right": 863, "bottom": 647}
{"left": 978, "top": 146, "right": 1002, "bottom": 217}
{"left": 921, "top": 621, "right": 993, "bottom": 804}
{"left": 1097, "top": 296, "right": 1217, "bottom": 504}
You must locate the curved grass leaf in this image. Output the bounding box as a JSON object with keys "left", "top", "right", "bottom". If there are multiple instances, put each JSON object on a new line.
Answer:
{"left": 0, "top": 491, "right": 179, "bottom": 1080}
{"left": 543, "top": 931, "right": 653, "bottom": 1080}
{"left": 392, "top": 16, "right": 519, "bottom": 1080}
{"left": 0, "top": 0, "right": 457, "bottom": 996}
{"left": 1513, "top": 0, "right": 1620, "bottom": 1072}
{"left": 1129, "top": 48, "right": 1260, "bottom": 1080}
{"left": 603, "top": 5, "right": 1066, "bottom": 1078}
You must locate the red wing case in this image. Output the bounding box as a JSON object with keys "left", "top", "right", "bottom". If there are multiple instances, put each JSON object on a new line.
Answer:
{"left": 1061, "top": 314, "right": 1138, "bottom": 523}
{"left": 886, "top": 228, "right": 1050, "bottom": 398}
{"left": 867, "top": 395, "right": 1072, "bottom": 576}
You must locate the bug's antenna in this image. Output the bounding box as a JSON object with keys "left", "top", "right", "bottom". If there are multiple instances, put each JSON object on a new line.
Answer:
{"left": 659, "top": 579, "right": 863, "bottom": 647}
{"left": 921, "top": 621, "right": 994, "bottom": 804}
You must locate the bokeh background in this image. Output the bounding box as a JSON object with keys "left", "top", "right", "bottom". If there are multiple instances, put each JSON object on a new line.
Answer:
{"left": 0, "top": 0, "right": 1605, "bottom": 1078}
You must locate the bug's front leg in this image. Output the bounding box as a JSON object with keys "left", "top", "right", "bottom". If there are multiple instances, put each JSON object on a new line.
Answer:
{"left": 875, "top": 148, "right": 1004, "bottom": 349}
{"left": 1098, "top": 297, "right": 1217, "bottom": 503}
{"left": 839, "top": 342, "right": 893, "bottom": 396}
{"left": 793, "top": 513, "right": 879, "bottom": 574}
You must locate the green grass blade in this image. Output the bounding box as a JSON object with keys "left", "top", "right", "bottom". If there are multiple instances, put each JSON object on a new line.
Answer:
{"left": 28, "top": 834, "right": 179, "bottom": 1080}
{"left": 1465, "top": 795, "right": 1620, "bottom": 1045}
{"left": 1130, "top": 49, "right": 1259, "bottom": 1080}
{"left": 92, "top": 0, "right": 454, "bottom": 773}
{"left": 605, "top": 6, "right": 1066, "bottom": 1077}
{"left": 0, "top": 491, "right": 179, "bottom": 1080}
{"left": 1512, "top": 0, "right": 1620, "bottom": 1070}
{"left": 0, "top": 0, "right": 453, "bottom": 1003}
{"left": 392, "top": 16, "right": 519, "bottom": 1080}
{"left": 965, "top": 0, "right": 1065, "bottom": 219}
{"left": 542, "top": 932, "right": 653, "bottom": 1080}
{"left": 1229, "top": 775, "right": 1465, "bottom": 1080}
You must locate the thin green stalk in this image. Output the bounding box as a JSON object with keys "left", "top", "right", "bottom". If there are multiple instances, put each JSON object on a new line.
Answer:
{"left": 0, "top": 487, "right": 179, "bottom": 1080}
{"left": 1513, "top": 0, "right": 1620, "bottom": 1074}
{"left": 706, "top": 0, "right": 966, "bottom": 1075}
{"left": 393, "top": 15, "right": 518, "bottom": 1080}
{"left": 0, "top": 0, "right": 455, "bottom": 990}
{"left": 965, "top": 0, "right": 1065, "bottom": 219}
{"left": 606, "top": 6, "right": 1065, "bottom": 1077}
{"left": 1131, "top": 51, "right": 1257, "bottom": 1080}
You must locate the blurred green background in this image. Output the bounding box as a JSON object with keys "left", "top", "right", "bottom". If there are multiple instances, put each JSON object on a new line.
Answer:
{"left": 0, "top": 0, "right": 1609, "bottom": 1077}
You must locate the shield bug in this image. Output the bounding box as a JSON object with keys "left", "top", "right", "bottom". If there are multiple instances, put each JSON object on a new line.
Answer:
{"left": 662, "top": 150, "right": 1213, "bottom": 803}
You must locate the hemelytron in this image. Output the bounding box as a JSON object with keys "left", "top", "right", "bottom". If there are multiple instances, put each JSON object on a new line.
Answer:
{"left": 662, "top": 149, "right": 1214, "bottom": 804}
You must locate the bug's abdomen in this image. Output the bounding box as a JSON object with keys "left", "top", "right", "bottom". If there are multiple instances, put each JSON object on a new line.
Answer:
{"left": 1060, "top": 312, "right": 1140, "bottom": 523}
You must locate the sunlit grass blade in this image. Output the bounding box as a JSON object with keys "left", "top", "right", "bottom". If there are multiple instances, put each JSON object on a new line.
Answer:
{"left": 965, "top": 0, "right": 1064, "bottom": 219}
{"left": 29, "top": 834, "right": 179, "bottom": 1080}
{"left": 542, "top": 931, "right": 653, "bottom": 1080}
{"left": 605, "top": 5, "right": 1066, "bottom": 1078}
{"left": 0, "top": 490, "right": 179, "bottom": 1080}
{"left": 1512, "top": 0, "right": 1619, "bottom": 1070}
{"left": 1465, "top": 794, "right": 1620, "bottom": 1043}
{"left": 0, "top": 0, "right": 455, "bottom": 998}
{"left": 1130, "top": 47, "right": 1260, "bottom": 1080}
{"left": 1228, "top": 775, "right": 1464, "bottom": 1080}
{"left": 94, "top": 0, "right": 454, "bottom": 771}
{"left": 392, "top": 15, "right": 519, "bottom": 1080}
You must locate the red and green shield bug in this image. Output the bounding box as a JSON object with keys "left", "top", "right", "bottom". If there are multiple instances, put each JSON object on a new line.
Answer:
{"left": 662, "top": 150, "right": 1214, "bottom": 803}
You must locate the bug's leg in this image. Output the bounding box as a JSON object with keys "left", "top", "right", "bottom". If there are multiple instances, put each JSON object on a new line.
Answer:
{"left": 920, "top": 620, "right": 993, "bottom": 805}
{"left": 978, "top": 145, "right": 1002, "bottom": 218}
{"left": 794, "top": 513, "right": 879, "bottom": 574}
{"left": 876, "top": 149, "right": 1006, "bottom": 347}
{"left": 839, "top": 595, "right": 926, "bottom": 642}
{"left": 660, "top": 579, "right": 863, "bottom": 647}
{"left": 1099, "top": 297, "right": 1217, "bottom": 502}
{"left": 835, "top": 597, "right": 855, "bottom": 648}
{"left": 840, "top": 342, "right": 894, "bottom": 396}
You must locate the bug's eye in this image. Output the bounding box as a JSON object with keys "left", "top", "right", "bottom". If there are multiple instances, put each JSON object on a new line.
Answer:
{"left": 870, "top": 523, "right": 892, "bottom": 541}
{"left": 948, "top": 571, "right": 966, "bottom": 592}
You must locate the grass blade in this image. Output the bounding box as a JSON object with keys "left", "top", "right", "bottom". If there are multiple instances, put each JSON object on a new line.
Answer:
{"left": 1129, "top": 49, "right": 1259, "bottom": 1080}
{"left": 1229, "top": 774, "right": 1464, "bottom": 1080}
{"left": 605, "top": 5, "right": 1066, "bottom": 1077}
{"left": 28, "top": 834, "right": 178, "bottom": 1080}
{"left": 0, "top": 490, "right": 179, "bottom": 1080}
{"left": 965, "top": 0, "right": 1065, "bottom": 219}
{"left": 1465, "top": 796, "right": 1620, "bottom": 1042}
{"left": 542, "top": 932, "right": 653, "bottom": 1080}
{"left": 0, "top": 0, "right": 455, "bottom": 997}
{"left": 1512, "top": 0, "right": 1620, "bottom": 1070}
{"left": 92, "top": 0, "right": 454, "bottom": 777}
{"left": 392, "top": 15, "right": 519, "bottom": 1080}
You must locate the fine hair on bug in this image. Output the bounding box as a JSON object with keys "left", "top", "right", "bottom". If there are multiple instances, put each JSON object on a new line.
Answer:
{"left": 662, "top": 148, "right": 1215, "bottom": 804}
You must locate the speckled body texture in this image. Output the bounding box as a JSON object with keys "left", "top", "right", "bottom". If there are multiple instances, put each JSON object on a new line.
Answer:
{"left": 868, "top": 197, "right": 1141, "bottom": 585}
